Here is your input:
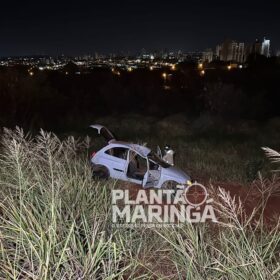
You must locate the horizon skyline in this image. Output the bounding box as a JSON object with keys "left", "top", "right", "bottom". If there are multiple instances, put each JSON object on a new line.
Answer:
{"left": 0, "top": 35, "right": 277, "bottom": 58}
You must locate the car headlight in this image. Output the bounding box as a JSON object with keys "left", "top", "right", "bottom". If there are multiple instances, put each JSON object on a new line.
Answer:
{"left": 186, "top": 180, "right": 192, "bottom": 186}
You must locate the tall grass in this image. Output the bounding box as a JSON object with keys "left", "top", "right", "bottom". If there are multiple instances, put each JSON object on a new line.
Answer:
{"left": 0, "top": 128, "right": 135, "bottom": 279}
{"left": 155, "top": 186, "right": 280, "bottom": 279}
{"left": 0, "top": 128, "right": 279, "bottom": 279}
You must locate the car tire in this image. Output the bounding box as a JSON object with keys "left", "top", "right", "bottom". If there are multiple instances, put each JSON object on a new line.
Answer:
{"left": 161, "top": 180, "right": 179, "bottom": 191}
{"left": 92, "top": 165, "right": 109, "bottom": 180}
{"left": 161, "top": 180, "right": 179, "bottom": 201}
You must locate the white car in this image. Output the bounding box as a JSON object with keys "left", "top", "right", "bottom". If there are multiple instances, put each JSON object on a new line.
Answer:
{"left": 90, "top": 124, "right": 191, "bottom": 189}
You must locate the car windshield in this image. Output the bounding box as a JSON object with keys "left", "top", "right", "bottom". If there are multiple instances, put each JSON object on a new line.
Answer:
{"left": 148, "top": 152, "right": 171, "bottom": 168}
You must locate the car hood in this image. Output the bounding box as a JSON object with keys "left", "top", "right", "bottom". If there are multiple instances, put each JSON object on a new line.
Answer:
{"left": 162, "top": 166, "right": 190, "bottom": 181}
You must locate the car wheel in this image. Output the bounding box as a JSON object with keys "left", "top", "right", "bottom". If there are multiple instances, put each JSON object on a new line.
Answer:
{"left": 161, "top": 180, "right": 179, "bottom": 201}
{"left": 161, "top": 180, "right": 178, "bottom": 191}
{"left": 92, "top": 165, "right": 109, "bottom": 180}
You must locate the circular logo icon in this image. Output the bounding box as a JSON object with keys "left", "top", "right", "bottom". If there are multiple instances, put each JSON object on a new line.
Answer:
{"left": 184, "top": 183, "right": 208, "bottom": 206}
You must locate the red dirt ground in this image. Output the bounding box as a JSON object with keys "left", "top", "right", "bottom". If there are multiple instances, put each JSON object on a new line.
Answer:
{"left": 116, "top": 180, "right": 280, "bottom": 226}
{"left": 213, "top": 181, "right": 280, "bottom": 225}
{"left": 119, "top": 180, "right": 280, "bottom": 278}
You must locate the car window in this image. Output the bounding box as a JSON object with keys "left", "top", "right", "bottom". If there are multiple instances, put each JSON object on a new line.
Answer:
{"left": 149, "top": 160, "right": 159, "bottom": 170}
{"left": 105, "top": 147, "right": 128, "bottom": 159}
{"left": 127, "top": 151, "right": 147, "bottom": 180}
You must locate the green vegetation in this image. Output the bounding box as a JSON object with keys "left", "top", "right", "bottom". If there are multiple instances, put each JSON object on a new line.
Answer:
{"left": 87, "top": 114, "right": 280, "bottom": 183}
{"left": 0, "top": 128, "right": 279, "bottom": 279}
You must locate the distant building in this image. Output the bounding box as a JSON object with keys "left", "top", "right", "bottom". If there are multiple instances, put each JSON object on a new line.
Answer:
{"left": 217, "top": 39, "right": 245, "bottom": 63}
{"left": 252, "top": 39, "right": 262, "bottom": 55}
{"left": 202, "top": 48, "right": 213, "bottom": 63}
{"left": 177, "top": 50, "right": 183, "bottom": 59}
{"left": 216, "top": 45, "right": 222, "bottom": 59}
{"left": 232, "top": 42, "right": 245, "bottom": 63}
{"left": 261, "top": 38, "right": 270, "bottom": 57}
{"left": 251, "top": 38, "right": 270, "bottom": 57}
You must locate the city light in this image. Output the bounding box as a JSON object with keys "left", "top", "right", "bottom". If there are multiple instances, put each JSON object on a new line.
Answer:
{"left": 111, "top": 68, "right": 121, "bottom": 76}
{"left": 200, "top": 70, "right": 205, "bottom": 76}
{"left": 29, "top": 71, "right": 34, "bottom": 76}
{"left": 0, "top": 37, "right": 272, "bottom": 74}
{"left": 162, "top": 72, "right": 167, "bottom": 79}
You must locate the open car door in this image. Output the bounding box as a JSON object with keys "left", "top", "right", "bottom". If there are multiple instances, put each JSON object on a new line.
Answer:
{"left": 89, "top": 124, "right": 116, "bottom": 143}
{"left": 157, "top": 145, "right": 162, "bottom": 158}
{"left": 142, "top": 159, "right": 161, "bottom": 188}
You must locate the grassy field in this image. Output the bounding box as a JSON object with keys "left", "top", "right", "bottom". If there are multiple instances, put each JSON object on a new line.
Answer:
{"left": 81, "top": 114, "right": 280, "bottom": 184}
{"left": 0, "top": 118, "right": 280, "bottom": 279}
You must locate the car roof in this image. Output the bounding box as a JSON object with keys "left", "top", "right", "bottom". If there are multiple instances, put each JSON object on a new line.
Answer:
{"left": 107, "top": 141, "right": 151, "bottom": 157}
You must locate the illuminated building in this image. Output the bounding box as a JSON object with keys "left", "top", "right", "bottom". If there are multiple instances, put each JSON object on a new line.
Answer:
{"left": 218, "top": 39, "right": 245, "bottom": 63}
{"left": 261, "top": 38, "right": 270, "bottom": 57}
{"left": 202, "top": 48, "right": 213, "bottom": 63}
{"left": 251, "top": 38, "right": 270, "bottom": 57}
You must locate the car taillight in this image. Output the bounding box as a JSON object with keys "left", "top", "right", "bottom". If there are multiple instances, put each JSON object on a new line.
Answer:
{"left": 91, "top": 152, "right": 96, "bottom": 158}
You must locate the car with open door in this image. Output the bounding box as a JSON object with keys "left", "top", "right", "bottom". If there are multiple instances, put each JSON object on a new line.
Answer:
{"left": 89, "top": 124, "right": 192, "bottom": 189}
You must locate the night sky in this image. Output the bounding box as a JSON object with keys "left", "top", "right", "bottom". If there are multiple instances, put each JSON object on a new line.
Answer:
{"left": 1, "top": 0, "right": 279, "bottom": 56}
